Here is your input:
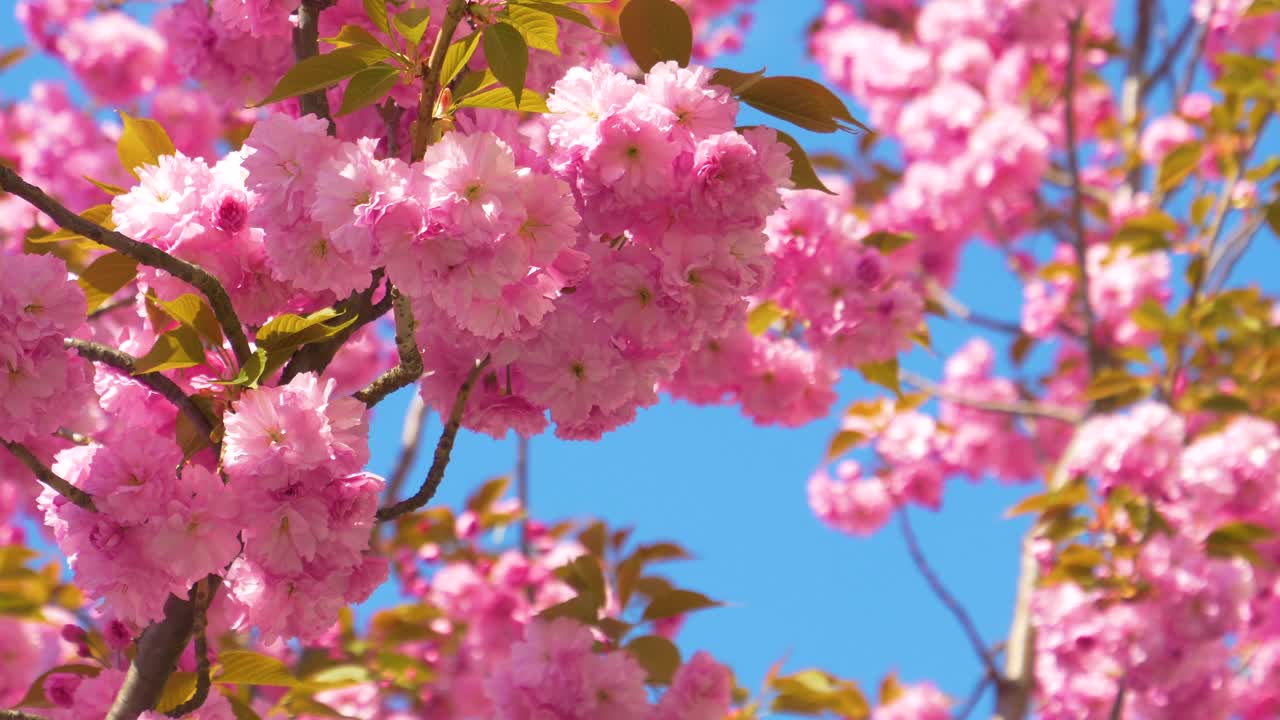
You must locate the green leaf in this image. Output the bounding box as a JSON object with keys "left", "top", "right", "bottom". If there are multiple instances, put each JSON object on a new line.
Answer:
{"left": 77, "top": 252, "right": 138, "bottom": 313}
{"left": 827, "top": 430, "right": 866, "bottom": 460}
{"left": 338, "top": 64, "right": 401, "bottom": 115}
{"left": 711, "top": 67, "right": 766, "bottom": 94}
{"left": 747, "top": 300, "right": 784, "bottom": 335}
{"left": 858, "top": 358, "right": 900, "bottom": 395}
{"left": 1206, "top": 521, "right": 1274, "bottom": 564}
{"left": 555, "top": 555, "right": 606, "bottom": 605}
{"left": 1249, "top": 0, "right": 1280, "bottom": 15}
{"left": 626, "top": 635, "right": 681, "bottom": 685}
{"left": 536, "top": 593, "right": 600, "bottom": 624}
{"left": 738, "top": 76, "right": 869, "bottom": 134}
{"left": 440, "top": 33, "right": 482, "bottom": 87}
{"left": 256, "top": 309, "right": 358, "bottom": 353}
{"left": 155, "top": 671, "right": 198, "bottom": 713}
{"left": 30, "top": 204, "right": 114, "bottom": 245}
{"left": 256, "top": 45, "right": 392, "bottom": 106}
{"left": 771, "top": 670, "right": 870, "bottom": 719}
{"left": 16, "top": 664, "right": 102, "bottom": 708}
{"left": 83, "top": 175, "right": 127, "bottom": 196}
{"left": 134, "top": 326, "right": 207, "bottom": 374}
{"left": 363, "top": 0, "right": 391, "bottom": 36}
{"left": 227, "top": 695, "right": 265, "bottom": 720}
{"left": 516, "top": 1, "right": 597, "bottom": 28}
{"left": 0, "top": 45, "right": 28, "bottom": 72}
{"left": 1007, "top": 478, "right": 1090, "bottom": 517}
{"left": 155, "top": 293, "right": 223, "bottom": 344}
{"left": 321, "top": 24, "right": 386, "bottom": 49}
{"left": 175, "top": 401, "right": 213, "bottom": 461}
{"left": 861, "top": 230, "right": 914, "bottom": 254}
{"left": 117, "top": 112, "right": 177, "bottom": 178}
{"left": 1084, "top": 368, "right": 1150, "bottom": 403}
{"left": 506, "top": 4, "right": 560, "bottom": 55}
{"left": 465, "top": 476, "right": 511, "bottom": 513}
{"left": 392, "top": 6, "right": 432, "bottom": 46}
{"left": 768, "top": 128, "right": 835, "bottom": 194}
{"left": 1198, "top": 393, "right": 1251, "bottom": 414}
{"left": 483, "top": 22, "right": 530, "bottom": 106}
{"left": 456, "top": 86, "right": 548, "bottom": 112}
{"left": 619, "top": 0, "right": 692, "bottom": 72}
{"left": 1157, "top": 141, "right": 1203, "bottom": 192}
{"left": 641, "top": 589, "right": 720, "bottom": 622}
{"left": 879, "top": 672, "right": 905, "bottom": 706}
{"left": 215, "top": 650, "right": 300, "bottom": 687}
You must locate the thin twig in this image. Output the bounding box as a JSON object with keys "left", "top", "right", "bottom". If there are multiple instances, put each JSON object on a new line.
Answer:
{"left": 354, "top": 289, "right": 423, "bottom": 407}
{"left": 65, "top": 339, "right": 216, "bottom": 445}
{"left": 1121, "top": 0, "right": 1154, "bottom": 190}
{"left": 517, "top": 434, "right": 531, "bottom": 556}
{"left": 1108, "top": 678, "right": 1127, "bottom": 720}
{"left": 1174, "top": 23, "right": 1208, "bottom": 105}
{"left": 384, "top": 392, "right": 429, "bottom": 505}
{"left": 899, "top": 510, "right": 1001, "bottom": 682}
{"left": 293, "top": 0, "right": 336, "bottom": 134}
{"left": 1139, "top": 14, "right": 1196, "bottom": 99}
{"left": 411, "top": 0, "right": 470, "bottom": 162}
{"left": 925, "top": 280, "right": 1025, "bottom": 336}
{"left": 0, "top": 439, "right": 96, "bottom": 511}
{"left": 0, "top": 166, "right": 252, "bottom": 366}
{"left": 165, "top": 579, "right": 212, "bottom": 718}
{"left": 954, "top": 672, "right": 994, "bottom": 720}
{"left": 900, "top": 370, "right": 1082, "bottom": 424}
{"left": 0, "top": 711, "right": 51, "bottom": 720}
{"left": 55, "top": 427, "right": 91, "bottom": 445}
{"left": 377, "top": 354, "right": 492, "bottom": 522}
{"left": 1062, "top": 15, "right": 1104, "bottom": 381}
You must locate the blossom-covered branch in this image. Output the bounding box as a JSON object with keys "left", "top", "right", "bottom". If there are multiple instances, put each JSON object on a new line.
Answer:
{"left": 0, "top": 166, "right": 253, "bottom": 366}
{"left": 0, "top": 439, "right": 96, "bottom": 511}
{"left": 377, "top": 354, "right": 491, "bottom": 522}
{"left": 64, "top": 339, "right": 216, "bottom": 445}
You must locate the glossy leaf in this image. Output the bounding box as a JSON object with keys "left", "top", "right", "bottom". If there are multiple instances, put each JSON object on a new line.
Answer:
{"left": 641, "top": 589, "right": 720, "bottom": 621}
{"left": 465, "top": 475, "right": 511, "bottom": 513}
{"left": 769, "top": 128, "right": 836, "bottom": 194}
{"left": 321, "top": 24, "right": 385, "bottom": 49}
{"left": 84, "top": 175, "right": 127, "bottom": 196}
{"left": 256, "top": 46, "right": 392, "bottom": 106}
{"left": 626, "top": 635, "right": 681, "bottom": 685}
{"left": 77, "top": 252, "right": 138, "bottom": 313}
{"left": 712, "top": 67, "right": 766, "bottom": 93}
{"left": 339, "top": 63, "right": 401, "bottom": 115}
{"left": 156, "top": 293, "right": 223, "bottom": 344}
{"left": 363, "top": 0, "right": 391, "bottom": 36}
{"left": 155, "top": 671, "right": 197, "bottom": 713}
{"left": 518, "top": 1, "right": 596, "bottom": 28}
{"left": 827, "top": 430, "right": 866, "bottom": 459}
{"left": 256, "top": 308, "right": 358, "bottom": 353}
{"left": 393, "top": 6, "right": 432, "bottom": 46}
{"left": 29, "top": 204, "right": 114, "bottom": 246}
{"left": 133, "top": 326, "right": 207, "bottom": 374}
{"left": 619, "top": 0, "right": 692, "bottom": 71}
{"left": 861, "top": 231, "right": 914, "bottom": 254}
{"left": 858, "top": 358, "right": 900, "bottom": 395}
{"left": 1007, "top": 479, "right": 1090, "bottom": 517}
{"left": 440, "top": 33, "right": 482, "bottom": 87}
{"left": 117, "top": 112, "right": 177, "bottom": 177}
{"left": 506, "top": 4, "right": 560, "bottom": 55}
{"left": 16, "top": 664, "right": 102, "bottom": 708}
{"left": 456, "top": 86, "right": 548, "bottom": 112}
{"left": 747, "top": 300, "right": 784, "bottom": 335}
{"left": 738, "top": 76, "right": 869, "bottom": 134}
{"left": 483, "top": 22, "right": 530, "bottom": 105}
{"left": 215, "top": 650, "right": 300, "bottom": 687}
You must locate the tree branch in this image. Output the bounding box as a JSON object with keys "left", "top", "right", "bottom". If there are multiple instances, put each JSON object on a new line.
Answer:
{"left": 383, "top": 391, "right": 429, "bottom": 505}
{"left": 410, "top": 0, "right": 470, "bottom": 162}
{"left": 106, "top": 577, "right": 210, "bottom": 720}
{"left": 0, "top": 166, "right": 252, "bottom": 366}
{"left": 165, "top": 579, "right": 212, "bottom": 718}
{"left": 517, "top": 434, "right": 531, "bottom": 556}
{"left": 354, "top": 289, "right": 423, "bottom": 407}
{"left": 377, "top": 354, "right": 491, "bottom": 522}
{"left": 1139, "top": 14, "right": 1196, "bottom": 100}
{"left": 925, "top": 280, "right": 1025, "bottom": 336}
{"left": 65, "top": 339, "right": 216, "bottom": 446}
{"left": 293, "top": 0, "right": 336, "bottom": 134}
{"left": 0, "top": 439, "right": 96, "bottom": 511}
{"left": 1, "top": 711, "right": 51, "bottom": 720}
{"left": 900, "top": 370, "right": 1082, "bottom": 424}
{"left": 898, "top": 510, "right": 1000, "bottom": 683}
{"left": 1120, "top": 0, "right": 1154, "bottom": 190}
{"left": 1062, "top": 16, "right": 1105, "bottom": 382}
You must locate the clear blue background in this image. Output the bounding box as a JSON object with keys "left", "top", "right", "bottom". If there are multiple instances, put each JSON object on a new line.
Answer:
{"left": 3, "top": 0, "right": 1277, "bottom": 715}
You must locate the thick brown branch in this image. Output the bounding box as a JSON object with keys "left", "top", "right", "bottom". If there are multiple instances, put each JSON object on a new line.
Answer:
{"left": 900, "top": 370, "right": 1082, "bottom": 424}
{"left": 165, "top": 580, "right": 212, "bottom": 718}
{"left": 899, "top": 509, "right": 1001, "bottom": 682}
{"left": 106, "top": 577, "right": 221, "bottom": 720}
{"left": 0, "top": 166, "right": 252, "bottom": 366}
{"left": 377, "top": 354, "right": 491, "bottom": 522}
{"left": 0, "top": 439, "right": 96, "bottom": 511}
{"left": 65, "top": 339, "right": 216, "bottom": 446}
{"left": 354, "top": 290, "right": 423, "bottom": 407}
{"left": 293, "top": 0, "right": 336, "bottom": 134}
{"left": 411, "top": 0, "right": 470, "bottom": 162}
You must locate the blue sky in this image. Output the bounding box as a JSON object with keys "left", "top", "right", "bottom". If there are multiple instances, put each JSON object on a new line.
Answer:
{"left": 3, "top": 0, "right": 1278, "bottom": 716}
